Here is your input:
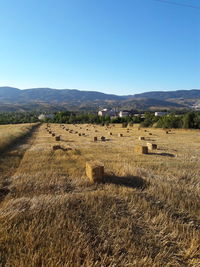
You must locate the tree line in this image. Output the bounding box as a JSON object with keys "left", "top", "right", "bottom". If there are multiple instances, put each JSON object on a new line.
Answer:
{"left": 1, "top": 110, "right": 200, "bottom": 129}
{"left": 141, "top": 112, "right": 200, "bottom": 129}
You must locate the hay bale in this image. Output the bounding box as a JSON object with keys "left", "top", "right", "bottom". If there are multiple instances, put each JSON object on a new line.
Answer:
{"left": 139, "top": 136, "right": 145, "bottom": 140}
{"left": 134, "top": 145, "right": 148, "bottom": 154}
{"left": 52, "top": 133, "right": 55, "bottom": 137}
{"left": 55, "top": 136, "right": 60, "bottom": 141}
{"left": 93, "top": 136, "right": 98, "bottom": 141}
{"left": 149, "top": 133, "right": 152, "bottom": 135}
{"left": 78, "top": 133, "right": 82, "bottom": 136}
{"left": 118, "top": 133, "right": 123, "bottom": 137}
{"left": 101, "top": 136, "right": 106, "bottom": 141}
{"left": 108, "top": 132, "right": 112, "bottom": 136}
{"left": 147, "top": 142, "right": 157, "bottom": 150}
{"left": 86, "top": 161, "right": 104, "bottom": 183}
{"left": 166, "top": 131, "right": 169, "bottom": 134}
{"left": 52, "top": 145, "right": 61, "bottom": 150}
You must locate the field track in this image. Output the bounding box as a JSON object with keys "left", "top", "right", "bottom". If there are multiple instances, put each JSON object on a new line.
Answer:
{"left": 0, "top": 123, "right": 200, "bottom": 266}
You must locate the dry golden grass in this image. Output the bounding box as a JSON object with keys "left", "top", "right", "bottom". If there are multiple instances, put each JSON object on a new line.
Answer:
{"left": 0, "top": 123, "right": 200, "bottom": 266}
{"left": 0, "top": 124, "right": 37, "bottom": 152}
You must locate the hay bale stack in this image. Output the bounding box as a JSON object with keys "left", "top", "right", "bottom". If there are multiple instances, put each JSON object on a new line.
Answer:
{"left": 93, "top": 136, "right": 98, "bottom": 142}
{"left": 86, "top": 161, "right": 104, "bottom": 183}
{"left": 55, "top": 136, "right": 60, "bottom": 141}
{"left": 118, "top": 133, "right": 123, "bottom": 137}
{"left": 134, "top": 145, "right": 148, "bottom": 154}
{"left": 139, "top": 136, "right": 145, "bottom": 140}
{"left": 147, "top": 143, "right": 157, "bottom": 150}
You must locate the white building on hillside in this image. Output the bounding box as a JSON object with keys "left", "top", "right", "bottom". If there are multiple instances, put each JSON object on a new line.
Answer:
{"left": 98, "top": 109, "right": 116, "bottom": 117}
{"left": 155, "top": 112, "right": 167, "bottom": 117}
{"left": 119, "top": 110, "right": 130, "bottom": 118}
{"left": 38, "top": 114, "right": 54, "bottom": 121}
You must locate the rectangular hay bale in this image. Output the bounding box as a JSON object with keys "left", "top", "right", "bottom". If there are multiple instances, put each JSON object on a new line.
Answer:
{"left": 86, "top": 161, "right": 104, "bottom": 183}
{"left": 139, "top": 136, "right": 145, "bottom": 140}
{"left": 147, "top": 142, "right": 157, "bottom": 150}
{"left": 134, "top": 145, "right": 148, "bottom": 154}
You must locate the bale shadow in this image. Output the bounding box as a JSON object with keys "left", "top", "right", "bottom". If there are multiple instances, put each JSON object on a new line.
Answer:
{"left": 60, "top": 139, "right": 75, "bottom": 143}
{"left": 145, "top": 138, "right": 156, "bottom": 141}
{"left": 104, "top": 174, "right": 147, "bottom": 189}
{"left": 148, "top": 152, "right": 175, "bottom": 157}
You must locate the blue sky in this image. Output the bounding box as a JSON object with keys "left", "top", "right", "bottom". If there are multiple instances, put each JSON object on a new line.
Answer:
{"left": 0, "top": 0, "right": 199, "bottom": 95}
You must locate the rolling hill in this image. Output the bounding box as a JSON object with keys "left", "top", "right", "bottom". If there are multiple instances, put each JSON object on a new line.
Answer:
{"left": 0, "top": 86, "right": 199, "bottom": 111}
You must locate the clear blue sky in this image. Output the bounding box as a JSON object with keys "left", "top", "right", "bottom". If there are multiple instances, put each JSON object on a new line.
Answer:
{"left": 0, "top": 0, "right": 199, "bottom": 95}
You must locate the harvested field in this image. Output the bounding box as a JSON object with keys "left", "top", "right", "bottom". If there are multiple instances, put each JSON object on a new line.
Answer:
{"left": 0, "top": 123, "right": 200, "bottom": 266}
{"left": 0, "top": 124, "right": 37, "bottom": 152}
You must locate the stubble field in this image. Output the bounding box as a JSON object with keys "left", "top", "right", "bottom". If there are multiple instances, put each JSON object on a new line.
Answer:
{"left": 0, "top": 123, "right": 199, "bottom": 266}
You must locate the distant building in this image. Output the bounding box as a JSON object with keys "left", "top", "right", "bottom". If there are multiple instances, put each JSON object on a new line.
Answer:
{"left": 119, "top": 110, "right": 130, "bottom": 118}
{"left": 155, "top": 112, "right": 167, "bottom": 117}
{"left": 134, "top": 113, "right": 145, "bottom": 118}
{"left": 98, "top": 109, "right": 116, "bottom": 117}
{"left": 38, "top": 114, "right": 54, "bottom": 121}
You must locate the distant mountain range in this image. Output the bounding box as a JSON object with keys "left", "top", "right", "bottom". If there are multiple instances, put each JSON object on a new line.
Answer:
{"left": 0, "top": 86, "right": 199, "bottom": 112}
